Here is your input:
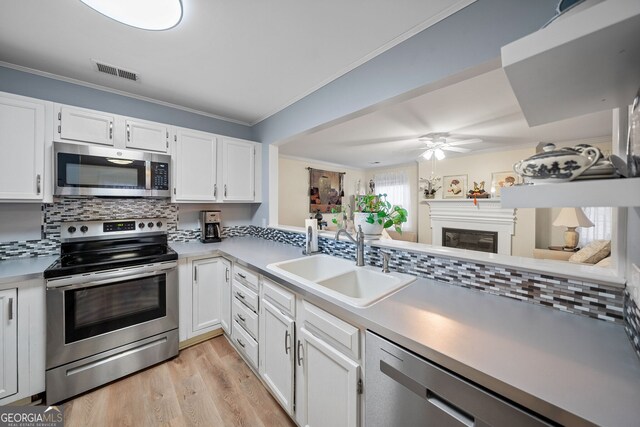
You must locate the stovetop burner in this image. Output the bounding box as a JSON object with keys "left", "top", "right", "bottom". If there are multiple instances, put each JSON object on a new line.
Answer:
{"left": 44, "top": 218, "right": 178, "bottom": 279}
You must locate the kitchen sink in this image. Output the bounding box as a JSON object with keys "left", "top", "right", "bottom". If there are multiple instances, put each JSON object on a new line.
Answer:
{"left": 267, "top": 254, "right": 415, "bottom": 307}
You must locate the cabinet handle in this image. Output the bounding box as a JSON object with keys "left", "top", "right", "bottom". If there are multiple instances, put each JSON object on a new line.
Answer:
{"left": 224, "top": 184, "right": 228, "bottom": 197}
{"left": 235, "top": 291, "right": 245, "bottom": 300}
{"left": 285, "top": 330, "right": 291, "bottom": 355}
{"left": 297, "top": 340, "right": 304, "bottom": 366}
{"left": 225, "top": 268, "right": 230, "bottom": 282}
{"left": 109, "top": 122, "right": 113, "bottom": 139}
{"left": 36, "top": 174, "right": 41, "bottom": 195}
{"left": 237, "top": 313, "right": 246, "bottom": 322}
{"left": 236, "top": 338, "right": 245, "bottom": 348}
{"left": 126, "top": 124, "right": 131, "bottom": 141}
{"left": 214, "top": 184, "right": 217, "bottom": 198}
{"left": 8, "top": 298, "right": 13, "bottom": 321}
{"left": 237, "top": 273, "right": 246, "bottom": 279}
{"left": 194, "top": 266, "right": 198, "bottom": 282}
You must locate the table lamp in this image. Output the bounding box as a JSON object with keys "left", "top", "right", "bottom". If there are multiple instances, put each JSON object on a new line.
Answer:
{"left": 552, "top": 208, "right": 594, "bottom": 250}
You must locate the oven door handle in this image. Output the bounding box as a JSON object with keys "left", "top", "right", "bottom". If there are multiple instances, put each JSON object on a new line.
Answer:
{"left": 46, "top": 263, "right": 177, "bottom": 289}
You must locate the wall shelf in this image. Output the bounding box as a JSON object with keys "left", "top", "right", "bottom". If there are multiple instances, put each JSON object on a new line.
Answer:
{"left": 500, "top": 177, "right": 640, "bottom": 208}
{"left": 501, "top": 0, "right": 640, "bottom": 126}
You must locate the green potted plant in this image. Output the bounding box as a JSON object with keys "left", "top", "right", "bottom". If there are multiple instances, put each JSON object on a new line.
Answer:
{"left": 353, "top": 193, "right": 408, "bottom": 238}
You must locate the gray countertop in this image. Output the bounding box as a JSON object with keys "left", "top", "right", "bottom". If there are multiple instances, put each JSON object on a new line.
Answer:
{"left": 2, "top": 238, "right": 639, "bottom": 425}
{"left": 0, "top": 255, "right": 57, "bottom": 285}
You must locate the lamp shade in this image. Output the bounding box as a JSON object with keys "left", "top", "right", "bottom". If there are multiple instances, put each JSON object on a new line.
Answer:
{"left": 552, "top": 208, "right": 594, "bottom": 228}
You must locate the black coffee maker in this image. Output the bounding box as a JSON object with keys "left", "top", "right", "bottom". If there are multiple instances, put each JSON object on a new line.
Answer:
{"left": 199, "top": 210, "right": 222, "bottom": 243}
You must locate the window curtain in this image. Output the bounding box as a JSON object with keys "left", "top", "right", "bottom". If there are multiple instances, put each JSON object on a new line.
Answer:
{"left": 579, "top": 207, "right": 612, "bottom": 246}
{"left": 374, "top": 171, "right": 411, "bottom": 229}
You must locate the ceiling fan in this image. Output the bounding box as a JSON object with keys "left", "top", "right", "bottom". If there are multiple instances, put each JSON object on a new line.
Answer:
{"left": 416, "top": 132, "right": 482, "bottom": 160}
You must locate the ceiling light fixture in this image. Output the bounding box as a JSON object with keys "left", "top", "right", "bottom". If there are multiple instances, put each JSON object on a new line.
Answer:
{"left": 434, "top": 148, "right": 446, "bottom": 160}
{"left": 422, "top": 150, "right": 433, "bottom": 160}
{"left": 79, "top": 0, "right": 183, "bottom": 31}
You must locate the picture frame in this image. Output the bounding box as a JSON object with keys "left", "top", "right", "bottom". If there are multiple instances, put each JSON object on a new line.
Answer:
{"left": 308, "top": 167, "right": 345, "bottom": 213}
{"left": 443, "top": 174, "right": 468, "bottom": 199}
{"left": 491, "top": 171, "right": 520, "bottom": 198}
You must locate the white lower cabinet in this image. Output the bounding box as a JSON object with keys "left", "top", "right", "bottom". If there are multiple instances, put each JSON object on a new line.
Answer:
{"left": 179, "top": 256, "right": 227, "bottom": 343}
{"left": 0, "top": 289, "right": 17, "bottom": 400}
{"left": 192, "top": 258, "right": 223, "bottom": 332}
{"left": 220, "top": 259, "right": 232, "bottom": 335}
{"left": 0, "top": 279, "right": 45, "bottom": 405}
{"left": 295, "top": 301, "right": 361, "bottom": 427}
{"left": 260, "top": 299, "right": 295, "bottom": 414}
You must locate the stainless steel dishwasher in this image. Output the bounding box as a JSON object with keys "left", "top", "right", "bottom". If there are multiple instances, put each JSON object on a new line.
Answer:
{"left": 365, "top": 331, "right": 551, "bottom": 427}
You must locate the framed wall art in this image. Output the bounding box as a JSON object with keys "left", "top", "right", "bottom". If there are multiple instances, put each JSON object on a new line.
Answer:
{"left": 443, "top": 174, "right": 467, "bottom": 199}
{"left": 308, "top": 167, "right": 345, "bottom": 213}
{"left": 491, "top": 171, "right": 520, "bottom": 198}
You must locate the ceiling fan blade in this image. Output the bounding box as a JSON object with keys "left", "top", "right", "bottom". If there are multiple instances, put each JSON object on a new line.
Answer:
{"left": 443, "top": 146, "right": 471, "bottom": 153}
{"left": 446, "top": 138, "right": 483, "bottom": 146}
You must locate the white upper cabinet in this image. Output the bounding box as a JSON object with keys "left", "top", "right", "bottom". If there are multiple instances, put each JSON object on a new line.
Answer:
{"left": 0, "top": 92, "right": 47, "bottom": 201}
{"left": 174, "top": 128, "right": 218, "bottom": 202}
{"left": 55, "top": 104, "right": 115, "bottom": 146}
{"left": 124, "top": 118, "right": 169, "bottom": 153}
{"left": 220, "top": 138, "right": 255, "bottom": 201}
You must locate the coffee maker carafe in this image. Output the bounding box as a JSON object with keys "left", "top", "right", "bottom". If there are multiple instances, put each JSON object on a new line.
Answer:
{"left": 199, "top": 210, "right": 222, "bottom": 243}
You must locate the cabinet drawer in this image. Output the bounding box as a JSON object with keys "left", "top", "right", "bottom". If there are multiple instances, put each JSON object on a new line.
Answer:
{"left": 232, "top": 297, "right": 258, "bottom": 339}
{"left": 234, "top": 265, "right": 259, "bottom": 292}
{"left": 301, "top": 300, "right": 359, "bottom": 360}
{"left": 232, "top": 280, "right": 258, "bottom": 313}
{"left": 233, "top": 320, "right": 258, "bottom": 368}
{"left": 263, "top": 278, "right": 295, "bottom": 316}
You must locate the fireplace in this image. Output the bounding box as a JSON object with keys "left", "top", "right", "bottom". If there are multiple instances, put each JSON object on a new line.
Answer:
{"left": 443, "top": 228, "right": 498, "bottom": 254}
{"left": 427, "top": 199, "right": 516, "bottom": 255}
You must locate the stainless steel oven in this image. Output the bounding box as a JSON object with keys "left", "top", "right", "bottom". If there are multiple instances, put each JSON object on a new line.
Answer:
{"left": 44, "top": 218, "right": 178, "bottom": 404}
{"left": 54, "top": 141, "right": 171, "bottom": 198}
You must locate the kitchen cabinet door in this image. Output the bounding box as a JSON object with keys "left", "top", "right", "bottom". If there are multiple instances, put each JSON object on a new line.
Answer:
{"left": 296, "top": 326, "right": 360, "bottom": 427}
{"left": 56, "top": 105, "right": 115, "bottom": 146}
{"left": 192, "top": 258, "right": 222, "bottom": 333}
{"left": 0, "top": 289, "right": 18, "bottom": 400}
{"left": 0, "top": 93, "right": 46, "bottom": 201}
{"left": 125, "top": 119, "right": 169, "bottom": 152}
{"left": 220, "top": 259, "right": 232, "bottom": 335}
{"left": 220, "top": 138, "right": 255, "bottom": 201}
{"left": 260, "top": 299, "right": 295, "bottom": 414}
{"left": 174, "top": 128, "right": 217, "bottom": 202}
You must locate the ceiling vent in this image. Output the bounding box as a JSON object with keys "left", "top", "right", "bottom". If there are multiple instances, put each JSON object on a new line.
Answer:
{"left": 91, "top": 59, "right": 140, "bottom": 82}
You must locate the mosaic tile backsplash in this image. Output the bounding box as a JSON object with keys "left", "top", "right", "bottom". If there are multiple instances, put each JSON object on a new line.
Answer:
{"left": 0, "top": 200, "right": 637, "bottom": 359}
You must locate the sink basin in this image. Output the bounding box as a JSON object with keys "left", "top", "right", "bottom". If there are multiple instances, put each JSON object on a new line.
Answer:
{"left": 267, "top": 254, "right": 415, "bottom": 307}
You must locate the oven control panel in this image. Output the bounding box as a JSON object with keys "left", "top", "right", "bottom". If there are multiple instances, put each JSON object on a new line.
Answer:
{"left": 61, "top": 218, "right": 167, "bottom": 241}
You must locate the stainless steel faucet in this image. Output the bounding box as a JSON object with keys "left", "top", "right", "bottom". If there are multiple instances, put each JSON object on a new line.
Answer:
{"left": 381, "top": 251, "right": 392, "bottom": 273}
{"left": 335, "top": 225, "right": 365, "bottom": 266}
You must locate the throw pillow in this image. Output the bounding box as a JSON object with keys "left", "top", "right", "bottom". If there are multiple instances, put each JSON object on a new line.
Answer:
{"left": 594, "top": 256, "right": 612, "bottom": 268}
{"left": 569, "top": 240, "right": 611, "bottom": 264}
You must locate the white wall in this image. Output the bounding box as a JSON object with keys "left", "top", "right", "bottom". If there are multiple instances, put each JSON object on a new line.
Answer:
{"left": 364, "top": 163, "right": 418, "bottom": 233}
{"left": 278, "top": 156, "right": 365, "bottom": 228}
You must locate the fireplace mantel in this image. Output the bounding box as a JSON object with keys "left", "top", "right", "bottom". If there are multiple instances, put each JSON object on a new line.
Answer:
{"left": 426, "top": 199, "right": 516, "bottom": 255}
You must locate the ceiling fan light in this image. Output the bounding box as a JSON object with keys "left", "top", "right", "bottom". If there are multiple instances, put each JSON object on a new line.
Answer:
{"left": 422, "top": 150, "right": 433, "bottom": 160}
{"left": 435, "top": 148, "right": 446, "bottom": 160}
{"left": 79, "top": 0, "right": 183, "bottom": 31}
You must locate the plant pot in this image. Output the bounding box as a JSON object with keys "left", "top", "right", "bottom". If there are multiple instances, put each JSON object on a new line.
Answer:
{"left": 354, "top": 212, "right": 383, "bottom": 239}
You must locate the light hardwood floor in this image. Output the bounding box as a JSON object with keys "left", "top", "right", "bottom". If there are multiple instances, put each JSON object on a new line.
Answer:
{"left": 63, "top": 336, "right": 296, "bottom": 427}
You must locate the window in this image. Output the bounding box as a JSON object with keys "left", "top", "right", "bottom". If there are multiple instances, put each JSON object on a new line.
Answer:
{"left": 579, "top": 207, "right": 612, "bottom": 246}
{"left": 373, "top": 171, "right": 412, "bottom": 229}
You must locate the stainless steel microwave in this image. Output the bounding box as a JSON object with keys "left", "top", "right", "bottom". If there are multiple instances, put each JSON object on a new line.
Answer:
{"left": 54, "top": 142, "right": 171, "bottom": 198}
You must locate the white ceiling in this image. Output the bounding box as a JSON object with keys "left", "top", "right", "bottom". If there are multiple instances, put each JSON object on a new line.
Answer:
{"left": 278, "top": 68, "right": 613, "bottom": 169}
{"left": 0, "top": 0, "right": 471, "bottom": 124}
